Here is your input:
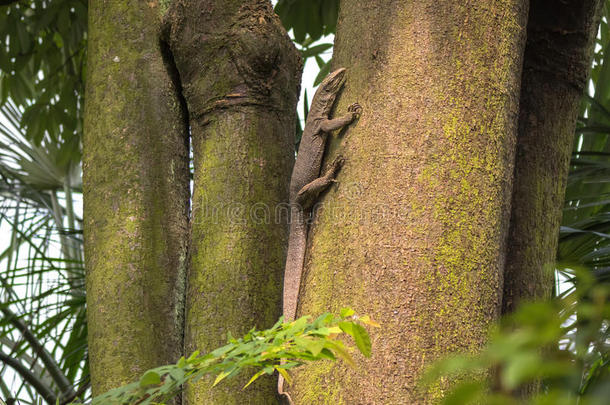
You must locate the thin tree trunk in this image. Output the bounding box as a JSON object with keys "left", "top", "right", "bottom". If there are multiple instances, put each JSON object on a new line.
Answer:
{"left": 290, "top": 1, "right": 528, "bottom": 403}
{"left": 83, "top": 1, "right": 189, "bottom": 394}
{"left": 165, "top": 1, "right": 301, "bottom": 403}
{"left": 502, "top": 0, "right": 603, "bottom": 313}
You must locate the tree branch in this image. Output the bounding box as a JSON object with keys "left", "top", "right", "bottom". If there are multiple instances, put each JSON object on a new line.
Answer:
{"left": 59, "top": 379, "right": 90, "bottom": 405}
{"left": 0, "top": 336, "right": 51, "bottom": 385}
{"left": 0, "top": 306, "right": 76, "bottom": 397}
{"left": 0, "top": 350, "right": 57, "bottom": 404}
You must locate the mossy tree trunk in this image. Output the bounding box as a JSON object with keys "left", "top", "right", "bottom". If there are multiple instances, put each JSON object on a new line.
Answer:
{"left": 84, "top": 0, "right": 299, "bottom": 401}
{"left": 164, "top": 1, "right": 301, "bottom": 403}
{"left": 502, "top": 0, "right": 603, "bottom": 314}
{"left": 83, "top": 0, "right": 189, "bottom": 395}
{"left": 289, "top": 1, "right": 528, "bottom": 403}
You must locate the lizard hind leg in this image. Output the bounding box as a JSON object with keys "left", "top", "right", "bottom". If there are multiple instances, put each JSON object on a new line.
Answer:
{"left": 294, "top": 157, "right": 345, "bottom": 211}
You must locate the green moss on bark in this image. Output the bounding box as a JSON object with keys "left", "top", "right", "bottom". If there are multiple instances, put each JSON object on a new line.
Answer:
{"left": 83, "top": 0, "right": 189, "bottom": 395}
{"left": 290, "top": 1, "right": 528, "bottom": 403}
{"left": 166, "top": 1, "right": 301, "bottom": 403}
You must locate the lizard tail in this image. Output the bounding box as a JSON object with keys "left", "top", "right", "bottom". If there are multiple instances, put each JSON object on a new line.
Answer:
{"left": 279, "top": 207, "right": 308, "bottom": 403}
{"left": 278, "top": 374, "right": 295, "bottom": 405}
{"left": 282, "top": 208, "right": 308, "bottom": 322}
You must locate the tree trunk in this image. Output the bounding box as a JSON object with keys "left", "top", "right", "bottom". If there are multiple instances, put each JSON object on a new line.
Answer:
{"left": 83, "top": 1, "right": 189, "bottom": 395}
{"left": 289, "top": 1, "right": 528, "bottom": 403}
{"left": 165, "top": 1, "right": 301, "bottom": 403}
{"left": 502, "top": 0, "right": 603, "bottom": 313}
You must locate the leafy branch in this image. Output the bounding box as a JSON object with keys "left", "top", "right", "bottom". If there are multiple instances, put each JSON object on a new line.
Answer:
{"left": 74, "top": 309, "right": 378, "bottom": 405}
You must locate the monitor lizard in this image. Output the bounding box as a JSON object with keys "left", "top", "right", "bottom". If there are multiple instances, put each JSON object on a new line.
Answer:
{"left": 278, "top": 68, "right": 362, "bottom": 404}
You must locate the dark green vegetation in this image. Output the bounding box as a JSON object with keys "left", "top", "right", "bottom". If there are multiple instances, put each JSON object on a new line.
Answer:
{"left": 0, "top": 0, "right": 608, "bottom": 404}
{"left": 425, "top": 272, "right": 610, "bottom": 405}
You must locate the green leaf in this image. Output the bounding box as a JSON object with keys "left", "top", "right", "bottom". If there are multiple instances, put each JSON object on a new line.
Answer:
{"left": 306, "top": 339, "right": 325, "bottom": 357}
{"left": 307, "top": 2, "right": 323, "bottom": 41}
{"left": 325, "top": 340, "right": 355, "bottom": 367}
{"left": 314, "top": 55, "right": 325, "bottom": 68}
{"left": 351, "top": 323, "right": 372, "bottom": 358}
{"left": 16, "top": 23, "right": 32, "bottom": 53}
{"left": 314, "top": 59, "right": 332, "bottom": 86}
{"left": 301, "top": 43, "right": 333, "bottom": 59}
{"left": 286, "top": 315, "right": 309, "bottom": 334}
{"left": 274, "top": 0, "right": 292, "bottom": 31}
{"left": 0, "top": 48, "right": 10, "bottom": 72}
{"left": 294, "top": 336, "right": 325, "bottom": 357}
{"left": 321, "top": 0, "right": 339, "bottom": 34}
{"left": 84, "top": 309, "right": 374, "bottom": 403}
{"left": 140, "top": 371, "right": 162, "bottom": 387}
{"left": 291, "top": 1, "right": 308, "bottom": 43}
{"left": 317, "top": 348, "right": 336, "bottom": 361}
{"left": 442, "top": 381, "right": 484, "bottom": 405}
{"left": 210, "top": 343, "right": 233, "bottom": 358}
{"left": 340, "top": 307, "right": 355, "bottom": 318}
{"left": 502, "top": 352, "right": 542, "bottom": 389}
{"left": 338, "top": 321, "right": 354, "bottom": 336}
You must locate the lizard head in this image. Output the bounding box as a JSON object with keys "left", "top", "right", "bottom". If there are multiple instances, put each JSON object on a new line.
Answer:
{"left": 313, "top": 68, "right": 346, "bottom": 115}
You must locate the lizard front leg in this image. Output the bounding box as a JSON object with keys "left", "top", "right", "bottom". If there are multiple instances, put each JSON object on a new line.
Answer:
{"left": 319, "top": 103, "right": 362, "bottom": 132}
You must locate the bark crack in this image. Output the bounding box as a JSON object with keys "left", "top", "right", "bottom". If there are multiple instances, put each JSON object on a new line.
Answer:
{"left": 159, "top": 35, "right": 190, "bottom": 153}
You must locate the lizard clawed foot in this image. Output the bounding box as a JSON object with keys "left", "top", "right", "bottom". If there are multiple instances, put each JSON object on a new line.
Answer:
{"left": 348, "top": 102, "right": 363, "bottom": 118}
{"left": 329, "top": 156, "right": 345, "bottom": 176}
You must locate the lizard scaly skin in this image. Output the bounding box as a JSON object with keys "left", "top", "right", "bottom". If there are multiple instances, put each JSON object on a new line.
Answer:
{"left": 279, "top": 68, "right": 361, "bottom": 404}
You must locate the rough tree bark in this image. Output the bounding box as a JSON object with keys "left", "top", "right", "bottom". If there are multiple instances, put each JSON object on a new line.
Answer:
{"left": 502, "top": 0, "right": 603, "bottom": 313}
{"left": 164, "top": 1, "right": 300, "bottom": 403}
{"left": 289, "top": 1, "right": 528, "bottom": 403}
{"left": 83, "top": 1, "right": 189, "bottom": 395}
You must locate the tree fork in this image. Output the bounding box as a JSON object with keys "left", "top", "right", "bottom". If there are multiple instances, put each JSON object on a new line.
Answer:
{"left": 165, "top": 1, "right": 301, "bottom": 403}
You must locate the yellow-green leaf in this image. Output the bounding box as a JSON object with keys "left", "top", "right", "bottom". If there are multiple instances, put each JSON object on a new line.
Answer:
{"left": 275, "top": 366, "right": 293, "bottom": 384}
{"left": 213, "top": 371, "right": 230, "bottom": 387}
{"left": 359, "top": 315, "right": 381, "bottom": 328}
{"left": 243, "top": 370, "right": 265, "bottom": 390}
{"left": 340, "top": 307, "right": 355, "bottom": 318}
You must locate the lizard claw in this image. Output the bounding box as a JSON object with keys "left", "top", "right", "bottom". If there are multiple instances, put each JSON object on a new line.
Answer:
{"left": 348, "top": 102, "right": 363, "bottom": 117}
{"left": 331, "top": 156, "right": 345, "bottom": 171}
